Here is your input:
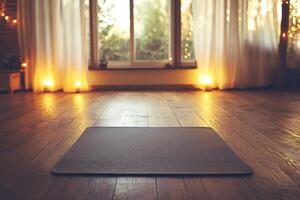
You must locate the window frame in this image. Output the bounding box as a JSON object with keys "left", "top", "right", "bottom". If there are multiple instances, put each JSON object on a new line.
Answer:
{"left": 88, "top": 0, "right": 196, "bottom": 69}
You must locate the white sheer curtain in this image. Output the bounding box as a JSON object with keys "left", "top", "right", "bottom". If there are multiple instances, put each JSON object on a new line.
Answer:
{"left": 17, "top": 0, "right": 35, "bottom": 90}
{"left": 18, "top": 0, "right": 89, "bottom": 92}
{"left": 193, "top": 0, "right": 281, "bottom": 89}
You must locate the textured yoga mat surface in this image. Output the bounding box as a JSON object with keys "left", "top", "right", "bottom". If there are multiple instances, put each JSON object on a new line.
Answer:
{"left": 52, "top": 127, "right": 252, "bottom": 175}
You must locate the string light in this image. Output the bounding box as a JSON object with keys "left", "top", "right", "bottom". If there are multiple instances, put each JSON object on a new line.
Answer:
{"left": 21, "top": 62, "right": 27, "bottom": 69}
{"left": 287, "top": 0, "right": 300, "bottom": 61}
{"left": 0, "top": 0, "right": 18, "bottom": 26}
{"left": 182, "top": 0, "right": 194, "bottom": 61}
{"left": 282, "top": 32, "right": 287, "bottom": 38}
{"left": 288, "top": 0, "right": 300, "bottom": 39}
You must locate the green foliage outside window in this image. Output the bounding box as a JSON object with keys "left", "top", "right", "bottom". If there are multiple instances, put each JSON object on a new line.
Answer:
{"left": 96, "top": 0, "right": 194, "bottom": 63}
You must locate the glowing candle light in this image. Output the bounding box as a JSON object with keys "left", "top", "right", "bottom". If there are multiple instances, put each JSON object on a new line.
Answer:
{"left": 1, "top": 13, "right": 5, "bottom": 17}
{"left": 43, "top": 79, "right": 54, "bottom": 92}
{"left": 199, "top": 74, "right": 213, "bottom": 91}
{"left": 75, "top": 81, "right": 81, "bottom": 92}
{"left": 12, "top": 19, "right": 17, "bottom": 24}
{"left": 4, "top": 16, "right": 9, "bottom": 21}
{"left": 75, "top": 81, "right": 81, "bottom": 88}
{"left": 43, "top": 79, "right": 53, "bottom": 86}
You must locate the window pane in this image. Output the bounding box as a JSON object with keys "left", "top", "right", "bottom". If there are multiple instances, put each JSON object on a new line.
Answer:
{"left": 181, "top": 0, "right": 195, "bottom": 61}
{"left": 97, "top": 0, "right": 130, "bottom": 62}
{"left": 134, "top": 0, "right": 171, "bottom": 61}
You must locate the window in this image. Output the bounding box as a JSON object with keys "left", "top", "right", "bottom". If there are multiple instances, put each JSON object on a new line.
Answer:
{"left": 181, "top": 0, "right": 195, "bottom": 62}
{"left": 288, "top": 0, "right": 300, "bottom": 68}
{"left": 97, "top": 0, "right": 130, "bottom": 62}
{"left": 84, "top": 0, "right": 91, "bottom": 65}
{"left": 134, "top": 0, "right": 171, "bottom": 62}
{"left": 87, "top": 0, "right": 196, "bottom": 69}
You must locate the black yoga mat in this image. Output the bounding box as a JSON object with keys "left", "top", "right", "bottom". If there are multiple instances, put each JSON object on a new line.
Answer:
{"left": 52, "top": 127, "right": 252, "bottom": 175}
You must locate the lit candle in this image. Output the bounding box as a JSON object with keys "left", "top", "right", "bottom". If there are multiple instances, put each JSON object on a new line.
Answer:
{"left": 199, "top": 74, "right": 213, "bottom": 91}
{"left": 43, "top": 79, "right": 53, "bottom": 92}
{"left": 12, "top": 19, "right": 17, "bottom": 24}
{"left": 75, "top": 81, "right": 81, "bottom": 93}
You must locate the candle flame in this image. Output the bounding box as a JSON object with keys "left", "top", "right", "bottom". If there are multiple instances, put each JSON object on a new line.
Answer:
{"left": 75, "top": 81, "right": 81, "bottom": 88}
{"left": 43, "top": 79, "right": 54, "bottom": 87}
{"left": 199, "top": 74, "right": 213, "bottom": 86}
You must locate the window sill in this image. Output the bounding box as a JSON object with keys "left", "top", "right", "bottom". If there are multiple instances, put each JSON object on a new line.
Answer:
{"left": 89, "top": 66, "right": 197, "bottom": 71}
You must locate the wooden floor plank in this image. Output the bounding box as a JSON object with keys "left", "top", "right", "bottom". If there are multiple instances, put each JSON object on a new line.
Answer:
{"left": 185, "top": 91, "right": 300, "bottom": 199}
{"left": 181, "top": 178, "right": 211, "bottom": 200}
{"left": 201, "top": 177, "right": 257, "bottom": 200}
{"left": 165, "top": 92, "right": 256, "bottom": 200}
{"left": 152, "top": 92, "right": 211, "bottom": 200}
{"left": 1, "top": 90, "right": 300, "bottom": 199}
{"left": 113, "top": 177, "right": 157, "bottom": 200}
{"left": 156, "top": 178, "right": 190, "bottom": 200}
{"left": 35, "top": 93, "right": 117, "bottom": 200}
{"left": 113, "top": 92, "right": 157, "bottom": 200}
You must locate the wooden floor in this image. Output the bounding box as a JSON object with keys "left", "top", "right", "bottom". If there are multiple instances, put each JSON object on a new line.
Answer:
{"left": 1, "top": 90, "right": 300, "bottom": 200}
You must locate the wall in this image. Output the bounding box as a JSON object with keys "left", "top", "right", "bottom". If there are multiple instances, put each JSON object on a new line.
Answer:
{"left": 0, "top": 0, "right": 19, "bottom": 58}
{"left": 4, "top": 1, "right": 293, "bottom": 89}
{"left": 88, "top": 69, "right": 199, "bottom": 87}
{"left": 0, "top": 0, "right": 199, "bottom": 88}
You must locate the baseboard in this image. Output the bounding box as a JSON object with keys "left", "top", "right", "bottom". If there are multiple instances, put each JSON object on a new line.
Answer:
{"left": 91, "top": 84, "right": 199, "bottom": 91}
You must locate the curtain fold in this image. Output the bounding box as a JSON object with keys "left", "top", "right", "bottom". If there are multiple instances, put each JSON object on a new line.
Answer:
{"left": 193, "top": 0, "right": 281, "bottom": 89}
{"left": 18, "top": 0, "right": 89, "bottom": 92}
{"left": 17, "top": 0, "right": 35, "bottom": 90}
